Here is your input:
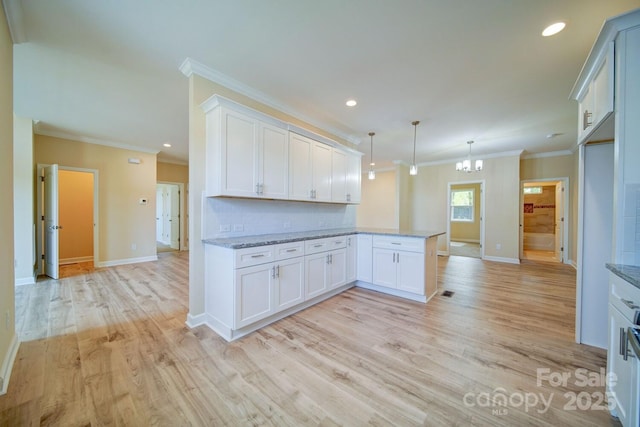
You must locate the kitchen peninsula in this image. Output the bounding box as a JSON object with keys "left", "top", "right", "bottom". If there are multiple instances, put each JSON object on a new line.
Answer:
{"left": 202, "top": 228, "right": 444, "bottom": 341}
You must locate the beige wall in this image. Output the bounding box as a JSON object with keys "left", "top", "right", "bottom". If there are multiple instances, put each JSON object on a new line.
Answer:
{"left": 59, "top": 170, "right": 94, "bottom": 262}
{"left": 409, "top": 155, "right": 521, "bottom": 261}
{"left": 450, "top": 182, "right": 481, "bottom": 242}
{"left": 157, "top": 162, "right": 189, "bottom": 249}
{"left": 0, "top": 5, "right": 16, "bottom": 392}
{"left": 13, "top": 116, "right": 34, "bottom": 283}
{"left": 35, "top": 135, "right": 157, "bottom": 265}
{"left": 520, "top": 153, "right": 577, "bottom": 263}
{"left": 356, "top": 170, "right": 398, "bottom": 228}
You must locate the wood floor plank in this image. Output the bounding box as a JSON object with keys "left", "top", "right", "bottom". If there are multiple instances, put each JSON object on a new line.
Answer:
{"left": 0, "top": 252, "right": 622, "bottom": 426}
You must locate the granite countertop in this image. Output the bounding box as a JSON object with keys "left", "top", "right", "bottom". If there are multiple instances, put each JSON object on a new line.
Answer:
{"left": 204, "top": 228, "right": 446, "bottom": 249}
{"left": 606, "top": 264, "right": 640, "bottom": 289}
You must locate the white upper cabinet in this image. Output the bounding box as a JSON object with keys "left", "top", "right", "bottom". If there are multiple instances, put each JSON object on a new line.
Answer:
{"left": 289, "top": 132, "right": 332, "bottom": 202}
{"left": 202, "top": 95, "right": 361, "bottom": 204}
{"left": 574, "top": 42, "right": 614, "bottom": 145}
{"left": 203, "top": 100, "right": 289, "bottom": 199}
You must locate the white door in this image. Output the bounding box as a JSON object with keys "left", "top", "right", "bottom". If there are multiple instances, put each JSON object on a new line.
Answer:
{"left": 156, "top": 186, "right": 164, "bottom": 242}
{"left": 555, "top": 181, "right": 564, "bottom": 262}
{"left": 259, "top": 123, "right": 289, "bottom": 199}
{"left": 396, "top": 251, "right": 425, "bottom": 295}
{"left": 169, "top": 185, "right": 180, "bottom": 249}
{"left": 44, "top": 164, "right": 60, "bottom": 279}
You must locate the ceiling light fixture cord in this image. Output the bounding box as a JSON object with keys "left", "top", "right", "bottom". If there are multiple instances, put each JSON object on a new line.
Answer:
{"left": 368, "top": 132, "right": 376, "bottom": 180}
{"left": 410, "top": 121, "right": 419, "bottom": 176}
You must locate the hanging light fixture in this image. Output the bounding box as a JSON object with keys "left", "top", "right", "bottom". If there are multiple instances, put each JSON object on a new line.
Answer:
{"left": 368, "top": 132, "right": 376, "bottom": 180}
{"left": 456, "top": 140, "right": 483, "bottom": 172}
{"left": 410, "top": 121, "right": 419, "bottom": 176}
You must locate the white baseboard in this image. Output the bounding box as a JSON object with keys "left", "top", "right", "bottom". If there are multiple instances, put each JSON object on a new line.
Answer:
{"left": 0, "top": 333, "right": 20, "bottom": 396}
{"left": 451, "top": 238, "right": 480, "bottom": 243}
{"left": 185, "top": 312, "right": 209, "bottom": 329}
{"left": 96, "top": 255, "right": 158, "bottom": 268}
{"left": 569, "top": 259, "right": 577, "bottom": 269}
{"left": 59, "top": 256, "right": 93, "bottom": 265}
{"left": 14, "top": 275, "right": 35, "bottom": 286}
{"left": 482, "top": 255, "right": 521, "bottom": 264}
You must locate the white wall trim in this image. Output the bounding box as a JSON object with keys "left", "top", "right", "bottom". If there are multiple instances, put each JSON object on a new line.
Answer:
{"left": 0, "top": 333, "right": 20, "bottom": 396}
{"left": 185, "top": 312, "right": 209, "bottom": 329}
{"left": 521, "top": 150, "right": 574, "bottom": 159}
{"left": 59, "top": 256, "right": 93, "bottom": 265}
{"left": 96, "top": 255, "right": 158, "bottom": 268}
{"left": 179, "top": 57, "right": 361, "bottom": 146}
{"left": 482, "top": 255, "right": 521, "bottom": 264}
{"left": 2, "top": 0, "right": 27, "bottom": 43}
{"left": 34, "top": 126, "right": 160, "bottom": 155}
{"left": 14, "top": 275, "right": 35, "bottom": 286}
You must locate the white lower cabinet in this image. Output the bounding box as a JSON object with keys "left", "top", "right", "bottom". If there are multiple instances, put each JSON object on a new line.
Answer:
{"left": 346, "top": 235, "right": 357, "bottom": 283}
{"left": 372, "top": 236, "right": 425, "bottom": 295}
{"left": 357, "top": 234, "right": 373, "bottom": 282}
{"left": 235, "top": 263, "right": 275, "bottom": 328}
{"left": 304, "top": 236, "right": 347, "bottom": 299}
{"left": 274, "top": 257, "right": 305, "bottom": 312}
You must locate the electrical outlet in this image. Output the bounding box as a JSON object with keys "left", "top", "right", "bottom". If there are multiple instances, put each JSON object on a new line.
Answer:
{"left": 131, "top": 243, "right": 137, "bottom": 250}
{"left": 283, "top": 222, "right": 291, "bottom": 229}
{"left": 496, "top": 243, "right": 501, "bottom": 250}
{"left": 233, "top": 224, "right": 244, "bottom": 232}
{"left": 220, "top": 224, "right": 231, "bottom": 232}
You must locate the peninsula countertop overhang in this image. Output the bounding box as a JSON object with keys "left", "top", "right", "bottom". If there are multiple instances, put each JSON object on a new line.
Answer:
{"left": 203, "top": 228, "right": 446, "bottom": 249}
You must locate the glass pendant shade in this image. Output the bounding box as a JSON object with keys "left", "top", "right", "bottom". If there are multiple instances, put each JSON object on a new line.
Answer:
{"left": 368, "top": 169, "right": 376, "bottom": 180}
{"left": 409, "top": 164, "right": 418, "bottom": 175}
{"left": 475, "top": 159, "right": 483, "bottom": 171}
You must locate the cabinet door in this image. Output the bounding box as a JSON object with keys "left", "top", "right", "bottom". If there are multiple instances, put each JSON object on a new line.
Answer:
{"left": 259, "top": 123, "right": 289, "bottom": 199}
{"left": 305, "top": 252, "right": 328, "bottom": 299}
{"left": 346, "top": 236, "right": 357, "bottom": 283}
{"left": 312, "top": 142, "right": 333, "bottom": 202}
{"left": 222, "top": 108, "right": 259, "bottom": 197}
{"left": 592, "top": 42, "right": 614, "bottom": 128}
{"left": 608, "top": 305, "right": 633, "bottom": 425}
{"left": 357, "top": 234, "right": 373, "bottom": 282}
{"left": 331, "top": 149, "right": 348, "bottom": 203}
{"left": 235, "top": 263, "right": 274, "bottom": 328}
{"left": 275, "top": 257, "right": 304, "bottom": 311}
{"left": 289, "top": 133, "right": 313, "bottom": 200}
{"left": 372, "top": 248, "right": 396, "bottom": 288}
{"left": 327, "top": 248, "right": 347, "bottom": 290}
{"left": 346, "top": 153, "right": 361, "bottom": 204}
{"left": 396, "top": 250, "right": 425, "bottom": 295}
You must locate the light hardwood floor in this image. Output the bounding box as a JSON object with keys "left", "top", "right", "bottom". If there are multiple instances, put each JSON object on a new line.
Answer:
{"left": 0, "top": 253, "right": 621, "bottom": 426}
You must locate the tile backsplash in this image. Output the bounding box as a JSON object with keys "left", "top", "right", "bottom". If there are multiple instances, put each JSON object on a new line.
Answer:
{"left": 203, "top": 196, "right": 357, "bottom": 238}
{"left": 622, "top": 183, "right": 640, "bottom": 265}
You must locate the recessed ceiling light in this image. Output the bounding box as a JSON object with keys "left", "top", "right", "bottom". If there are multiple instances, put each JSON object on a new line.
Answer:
{"left": 542, "top": 22, "right": 566, "bottom": 37}
{"left": 345, "top": 99, "right": 357, "bottom": 107}
{"left": 546, "top": 132, "right": 562, "bottom": 139}
{"left": 163, "top": 143, "right": 172, "bottom": 147}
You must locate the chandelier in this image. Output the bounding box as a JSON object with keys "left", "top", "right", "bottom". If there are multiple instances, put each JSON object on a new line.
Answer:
{"left": 456, "top": 140, "right": 483, "bottom": 172}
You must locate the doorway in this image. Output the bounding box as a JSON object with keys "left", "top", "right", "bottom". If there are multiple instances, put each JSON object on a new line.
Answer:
{"left": 156, "top": 183, "right": 182, "bottom": 253}
{"left": 520, "top": 178, "right": 568, "bottom": 263}
{"left": 37, "top": 164, "right": 99, "bottom": 278}
{"left": 447, "top": 181, "right": 485, "bottom": 259}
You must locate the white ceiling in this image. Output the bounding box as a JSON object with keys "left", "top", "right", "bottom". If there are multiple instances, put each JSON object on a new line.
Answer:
{"left": 6, "top": 0, "right": 640, "bottom": 167}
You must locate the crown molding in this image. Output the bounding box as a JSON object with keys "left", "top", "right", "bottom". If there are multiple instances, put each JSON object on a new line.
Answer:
{"left": 157, "top": 158, "right": 188, "bottom": 166}
{"left": 179, "top": 57, "right": 362, "bottom": 146}
{"left": 2, "top": 0, "right": 27, "bottom": 43}
{"left": 34, "top": 126, "right": 160, "bottom": 155}
{"left": 521, "top": 149, "right": 573, "bottom": 160}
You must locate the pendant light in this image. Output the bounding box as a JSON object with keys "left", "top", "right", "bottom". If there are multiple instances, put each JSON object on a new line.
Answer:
{"left": 409, "top": 121, "right": 420, "bottom": 176}
{"left": 368, "top": 132, "right": 376, "bottom": 180}
{"left": 455, "top": 140, "right": 483, "bottom": 172}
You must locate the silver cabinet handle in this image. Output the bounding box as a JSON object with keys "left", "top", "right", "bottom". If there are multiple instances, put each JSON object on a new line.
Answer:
{"left": 391, "top": 242, "right": 401, "bottom": 245}
{"left": 256, "top": 183, "right": 260, "bottom": 195}
{"left": 621, "top": 328, "right": 629, "bottom": 361}
{"left": 271, "top": 266, "right": 276, "bottom": 279}
{"left": 326, "top": 254, "right": 331, "bottom": 264}
{"left": 393, "top": 253, "right": 396, "bottom": 263}
{"left": 314, "top": 244, "right": 323, "bottom": 248}
{"left": 397, "top": 253, "right": 399, "bottom": 263}
{"left": 583, "top": 110, "right": 592, "bottom": 130}
{"left": 622, "top": 299, "right": 639, "bottom": 310}
{"left": 286, "top": 248, "right": 297, "bottom": 253}
{"left": 276, "top": 265, "right": 280, "bottom": 278}
{"left": 251, "top": 254, "right": 265, "bottom": 258}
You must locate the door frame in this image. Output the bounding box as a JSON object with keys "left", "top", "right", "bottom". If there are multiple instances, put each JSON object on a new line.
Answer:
{"left": 157, "top": 181, "right": 186, "bottom": 251}
{"left": 519, "top": 177, "right": 569, "bottom": 264}
{"left": 36, "top": 164, "right": 99, "bottom": 274}
{"left": 446, "top": 180, "right": 485, "bottom": 259}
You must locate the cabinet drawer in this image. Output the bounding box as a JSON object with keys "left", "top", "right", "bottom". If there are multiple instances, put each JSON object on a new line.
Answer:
{"left": 306, "top": 236, "right": 347, "bottom": 255}
{"left": 372, "top": 236, "right": 425, "bottom": 253}
{"left": 235, "top": 245, "right": 275, "bottom": 268}
{"left": 610, "top": 273, "right": 640, "bottom": 324}
{"left": 274, "top": 241, "right": 305, "bottom": 261}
